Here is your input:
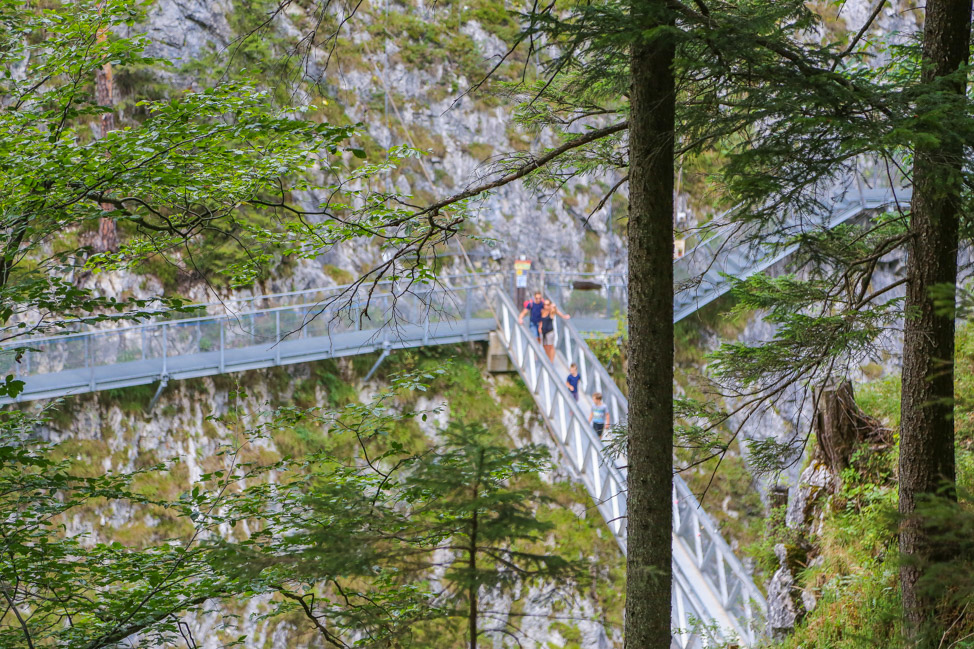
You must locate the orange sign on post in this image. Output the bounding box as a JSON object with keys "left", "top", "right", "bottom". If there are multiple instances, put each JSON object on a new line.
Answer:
{"left": 514, "top": 259, "right": 532, "bottom": 288}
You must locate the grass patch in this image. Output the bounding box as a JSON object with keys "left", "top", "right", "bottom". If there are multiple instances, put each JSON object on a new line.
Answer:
{"left": 855, "top": 375, "right": 901, "bottom": 429}
{"left": 323, "top": 264, "right": 354, "bottom": 285}
{"left": 98, "top": 383, "right": 158, "bottom": 415}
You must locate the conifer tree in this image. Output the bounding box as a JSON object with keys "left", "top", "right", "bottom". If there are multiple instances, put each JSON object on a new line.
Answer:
{"left": 399, "top": 422, "right": 581, "bottom": 649}
{"left": 409, "top": 3, "right": 890, "bottom": 645}
{"left": 899, "top": 0, "right": 972, "bottom": 642}
{"left": 625, "top": 1, "right": 677, "bottom": 646}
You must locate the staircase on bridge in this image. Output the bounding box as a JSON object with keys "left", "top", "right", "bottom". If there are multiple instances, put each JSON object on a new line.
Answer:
{"left": 494, "top": 290, "right": 764, "bottom": 648}
{"left": 0, "top": 174, "right": 911, "bottom": 647}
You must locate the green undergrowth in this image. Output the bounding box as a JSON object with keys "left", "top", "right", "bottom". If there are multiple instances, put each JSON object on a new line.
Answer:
{"left": 769, "top": 320, "right": 974, "bottom": 648}
{"left": 769, "top": 445, "right": 902, "bottom": 649}
{"left": 674, "top": 294, "right": 749, "bottom": 366}
{"left": 37, "top": 342, "right": 625, "bottom": 640}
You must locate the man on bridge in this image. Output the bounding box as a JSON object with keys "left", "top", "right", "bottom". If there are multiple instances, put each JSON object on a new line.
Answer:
{"left": 517, "top": 291, "right": 545, "bottom": 342}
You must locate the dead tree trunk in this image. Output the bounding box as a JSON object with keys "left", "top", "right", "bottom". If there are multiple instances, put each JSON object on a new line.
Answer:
{"left": 814, "top": 381, "right": 889, "bottom": 478}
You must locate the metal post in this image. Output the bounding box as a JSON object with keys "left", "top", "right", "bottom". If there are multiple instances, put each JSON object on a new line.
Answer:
{"left": 219, "top": 320, "right": 225, "bottom": 373}
{"left": 141, "top": 325, "right": 146, "bottom": 360}
{"left": 275, "top": 310, "right": 281, "bottom": 365}
{"left": 564, "top": 325, "right": 572, "bottom": 364}
{"left": 464, "top": 289, "right": 472, "bottom": 339}
{"left": 161, "top": 323, "right": 168, "bottom": 377}
{"left": 364, "top": 344, "right": 391, "bottom": 381}
{"left": 148, "top": 375, "right": 169, "bottom": 412}
{"left": 87, "top": 334, "right": 95, "bottom": 390}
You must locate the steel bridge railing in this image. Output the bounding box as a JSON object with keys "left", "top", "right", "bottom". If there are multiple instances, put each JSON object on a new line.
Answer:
{"left": 548, "top": 310, "right": 766, "bottom": 646}
{"left": 673, "top": 178, "right": 912, "bottom": 322}
{"left": 495, "top": 290, "right": 761, "bottom": 648}
{"left": 0, "top": 281, "right": 503, "bottom": 403}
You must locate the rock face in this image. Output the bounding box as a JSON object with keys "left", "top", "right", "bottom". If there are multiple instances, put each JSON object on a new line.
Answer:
{"left": 764, "top": 460, "right": 833, "bottom": 639}
{"left": 142, "top": 0, "right": 234, "bottom": 65}
{"left": 140, "top": 0, "right": 624, "bottom": 298}
{"left": 41, "top": 356, "right": 624, "bottom": 649}
{"left": 767, "top": 543, "right": 803, "bottom": 640}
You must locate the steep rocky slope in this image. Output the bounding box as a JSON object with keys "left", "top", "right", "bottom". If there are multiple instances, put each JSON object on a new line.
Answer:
{"left": 115, "top": 0, "right": 628, "bottom": 305}
{"left": 37, "top": 344, "right": 625, "bottom": 648}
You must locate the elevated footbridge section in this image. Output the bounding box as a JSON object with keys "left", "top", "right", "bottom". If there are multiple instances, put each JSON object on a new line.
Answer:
{"left": 495, "top": 290, "right": 765, "bottom": 648}
{"left": 0, "top": 175, "right": 911, "bottom": 647}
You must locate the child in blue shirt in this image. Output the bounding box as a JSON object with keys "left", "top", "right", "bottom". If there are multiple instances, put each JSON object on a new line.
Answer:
{"left": 589, "top": 392, "right": 609, "bottom": 437}
{"left": 566, "top": 363, "right": 581, "bottom": 401}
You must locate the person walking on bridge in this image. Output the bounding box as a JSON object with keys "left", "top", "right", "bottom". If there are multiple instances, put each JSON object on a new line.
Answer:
{"left": 566, "top": 363, "right": 581, "bottom": 401}
{"left": 518, "top": 291, "right": 545, "bottom": 342}
{"left": 589, "top": 392, "right": 609, "bottom": 438}
{"left": 538, "top": 299, "right": 570, "bottom": 362}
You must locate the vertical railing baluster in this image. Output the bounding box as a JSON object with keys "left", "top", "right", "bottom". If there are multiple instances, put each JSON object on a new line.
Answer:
{"left": 275, "top": 310, "right": 281, "bottom": 365}
{"left": 161, "top": 323, "right": 168, "bottom": 377}
{"left": 718, "top": 549, "right": 729, "bottom": 603}
{"left": 87, "top": 334, "right": 95, "bottom": 390}
{"left": 564, "top": 327, "right": 572, "bottom": 366}
{"left": 219, "top": 319, "right": 225, "bottom": 373}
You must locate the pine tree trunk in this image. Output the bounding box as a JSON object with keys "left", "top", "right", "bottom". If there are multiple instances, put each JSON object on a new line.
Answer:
{"left": 815, "top": 382, "right": 889, "bottom": 477}
{"left": 468, "top": 509, "right": 478, "bottom": 649}
{"left": 625, "top": 1, "right": 676, "bottom": 647}
{"left": 899, "top": 0, "right": 972, "bottom": 642}
{"left": 468, "top": 451, "right": 482, "bottom": 649}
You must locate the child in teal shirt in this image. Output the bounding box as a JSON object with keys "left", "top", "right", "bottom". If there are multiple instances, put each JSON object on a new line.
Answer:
{"left": 589, "top": 392, "right": 609, "bottom": 437}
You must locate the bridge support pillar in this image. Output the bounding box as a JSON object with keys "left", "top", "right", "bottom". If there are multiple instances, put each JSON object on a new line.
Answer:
{"left": 486, "top": 331, "right": 513, "bottom": 373}
{"left": 364, "top": 344, "right": 391, "bottom": 382}
{"left": 148, "top": 375, "right": 169, "bottom": 412}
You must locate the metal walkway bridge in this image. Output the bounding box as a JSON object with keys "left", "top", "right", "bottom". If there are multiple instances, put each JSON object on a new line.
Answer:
{"left": 0, "top": 176, "right": 910, "bottom": 647}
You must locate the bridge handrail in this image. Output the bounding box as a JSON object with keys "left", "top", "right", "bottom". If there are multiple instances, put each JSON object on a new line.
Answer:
{"left": 1, "top": 284, "right": 494, "bottom": 382}
{"left": 164, "top": 271, "right": 507, "bottom": 315}
{"left": 552, "top": 317, "right": 627, "bottom": 430}
{"left": 672, "top": 180, "right": 912, "bottom": 322}
{"left": 555, "top": 315, "right": 766, "bottom": 643}
{"left": 0, "top": 273, "right": 508, "bottom": 344}
{"left": 495, "top": 291, "right": 630, "bottom": 503}
{"left": 2, "top": 282, "right": 492, "bottom": 349}
{"left": 496, "top": 290, "right": 748, "bottom": 647}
